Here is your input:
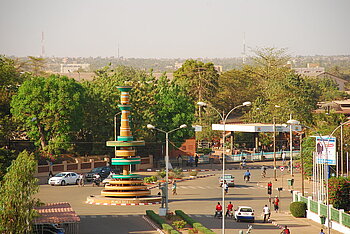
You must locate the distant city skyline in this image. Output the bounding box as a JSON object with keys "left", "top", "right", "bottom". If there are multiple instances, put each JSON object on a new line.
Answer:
{"left": 1, "top": 0, "right": 350, "bottom": 58}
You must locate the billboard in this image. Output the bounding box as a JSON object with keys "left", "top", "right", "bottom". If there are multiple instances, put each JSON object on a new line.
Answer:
{"left": 315, "top": 136, "right": 336, "bottom": 165}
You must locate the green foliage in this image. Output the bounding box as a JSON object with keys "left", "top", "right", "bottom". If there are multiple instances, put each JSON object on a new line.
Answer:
{"left": 157, "top": 169, "right": 166, "bottom": 179}
{"left": 145, "top": 210, "right": 178, "bottom": 234}
{"left": 144, "top": 176, "right": 158, "bottom": 183}
{"left": 170, "top": 168, "right": 183, "bottom": 179}
{"left": 0, "top": 150, "right": 41, "bottom": 233}
{"left": 290, "top": 201, "right": 307, "bottom": 217}
{"left": 173, "top": 59, "right": 219, "bottom": 103}
{"left": 175, "top": 210, "right": 214, "bottom": 233}
{"left": 0, "top": 56, "right": 25, "bottom": 144}
{"left": 11, "top": 75, "right": 85, "bottom": 155}
{"left": 172, "top": 220, "right": 186, "bottom": 229}
{"left": 0, "top": 148, "right": 17, "bottom": 181}
{"left": 328, "top": 176, "right": 350, "bottom": 210}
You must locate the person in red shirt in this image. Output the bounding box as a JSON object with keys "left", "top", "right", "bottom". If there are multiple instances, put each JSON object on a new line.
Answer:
{"left": 225, "top": 201, "right": 233, "bottom": 217}
{"left": 215, "top": 202, "right": 223, "bottom": 218}
{"left": 273, "top": 196, "right": 280, "bottom": 212}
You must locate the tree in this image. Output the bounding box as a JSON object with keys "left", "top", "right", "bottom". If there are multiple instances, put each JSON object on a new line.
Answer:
{"left": 0, "top": 56, "right": 25, "bottom": 146}
{"left": 173, "top": 60, "right": 219, "bottom": 103}
{"left": 0, "top": 148, "right": 16, "bottom": 181}
{"left": 0, "top": 150, "right": 41, "bottom": 233}
{"left": 150, "top": 76, "right": 195, "bottom": 144}
{"left": 11, "top": 75, "right": 85, "bottom": 155}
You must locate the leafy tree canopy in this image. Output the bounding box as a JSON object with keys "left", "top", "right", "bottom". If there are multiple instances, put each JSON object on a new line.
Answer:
{"left": 0, "top": 150, "right": 41, "bottom": 233}
{"left": 11, "top": 75, "right": 85, "bottom": 155}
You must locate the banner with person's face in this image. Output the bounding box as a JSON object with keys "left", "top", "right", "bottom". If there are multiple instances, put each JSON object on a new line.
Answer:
{"left": 315, "top": 136, "right": 336, "bottom": 165}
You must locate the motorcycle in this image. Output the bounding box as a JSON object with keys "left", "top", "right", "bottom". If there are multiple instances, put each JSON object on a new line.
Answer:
{"left": 244, "top": 175, "right": 250, "bottom": 183}
{"left": 214, "top": 210, "right": 223, "bottom": 218}
{"left": 93, "top": 177, "right": 101, "bottom": 187}
{"left": 225, "top": 209, "right": 233, "bottom": 218}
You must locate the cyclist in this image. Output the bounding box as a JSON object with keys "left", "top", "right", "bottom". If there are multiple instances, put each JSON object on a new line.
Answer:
{"left": 244, "top": 169, "right": 251, "bottom": 182}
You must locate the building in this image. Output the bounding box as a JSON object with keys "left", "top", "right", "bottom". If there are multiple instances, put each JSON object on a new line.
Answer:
{"left": 294, "top": 64, "right": 348, "bottom": 91}
{"left": 314, "top": 99, "right": 350, "bottom": 118}
{"left": 60, "top": 63, "right": 90, "bottom": 73}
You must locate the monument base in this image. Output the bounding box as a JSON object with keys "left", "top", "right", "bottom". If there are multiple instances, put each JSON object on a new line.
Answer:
{"left": 86, "top": 195, "right": 161, "bottom": 206}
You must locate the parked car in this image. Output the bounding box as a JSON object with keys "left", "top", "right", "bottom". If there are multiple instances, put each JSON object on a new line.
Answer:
{"left": 33, "top": 224, "right": 64, "bottom": 234}
{"left": 219, "top": 174, "right": 235, "bottom": 187}
{"left": 48, "top": 172, "right": 80, "bottom": 186}
{"left": 85, "top": 166, "right": 118, "bottom": 182}
{"left": 234, "top": 206, "right": 255, "bottom": 222}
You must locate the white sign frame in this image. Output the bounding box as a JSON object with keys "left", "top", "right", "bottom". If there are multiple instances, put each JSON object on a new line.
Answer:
{"left": 315, "top": 136, "right": 336, "bottom": 165}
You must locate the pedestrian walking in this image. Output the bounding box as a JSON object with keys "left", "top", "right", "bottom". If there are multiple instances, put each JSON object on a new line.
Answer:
{"left": 273, "top": 196, "right": 280, "bottom": 212}
{"left": 262, "top": 205, "right": 271, "bottom": 223}
{"left": 79, "top": 173, "right": 84, "bottom": 187}
{"left": 282, "top": 151, "right": 286, "bottom": 164}
{"left": 177, "top": 154, "right": 183, "bottom": 167}
{"left": 172, "top": 180, "right": 177, "bottom": 195}
{"left": 223, "top": 181, "right": 229, "bottom": 194}
{"left": 280, "top": 225, "right": 290, "bottom": 234}
{"left": 195, "top": 154, "right": 199, "bottom": 167}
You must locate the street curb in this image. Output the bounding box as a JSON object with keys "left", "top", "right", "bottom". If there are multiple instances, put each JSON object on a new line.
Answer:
{"left": 139, "top": 166, "right": 274, "bottom": 172}
{"left": 148, "top": 174, "right": 215, "bottom": 190}
{"left": 85, "top": 201, "right": 160, "bottom": 206}
{"left": 143, "top": 215, "right": 165, "bottom": 234}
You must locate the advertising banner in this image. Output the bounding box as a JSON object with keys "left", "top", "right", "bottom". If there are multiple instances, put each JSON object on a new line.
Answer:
{"left": 315, "top": 136, "right": 336, "bottom": 165}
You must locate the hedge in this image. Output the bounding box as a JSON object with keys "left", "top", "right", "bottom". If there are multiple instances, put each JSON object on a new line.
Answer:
{"left": 290, "top": 201, "right": 307, "bottom": 218}
{"left": 175, "top": 210, "right": 215, "bottom": 234}
{"left": 146, "top": 210, "right": 180, "bottom": 234}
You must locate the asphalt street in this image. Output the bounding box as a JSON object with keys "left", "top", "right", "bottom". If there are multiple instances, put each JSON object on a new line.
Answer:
{"left": 36, "top": 167, "right": 288, "bottom": 233}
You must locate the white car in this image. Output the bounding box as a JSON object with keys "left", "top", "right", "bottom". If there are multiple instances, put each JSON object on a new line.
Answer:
{"left": 234, "top": 206, "right": 255, "bottom": 222}
{"left": 48, "top": 172, "right": 80, "bottom": 186}
{"left": 219, "top": 174, "right": 235, "bottom": 187}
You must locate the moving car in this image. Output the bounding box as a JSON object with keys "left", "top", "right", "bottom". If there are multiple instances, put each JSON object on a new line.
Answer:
{"left": 219, "top": 174, "right": 235, "bottom": 187}
{"left": 234, "top": 206, "right": 255, "bottom": 222}
{"left": 48, "top": 172, "right": 80, "bottom": 186}
{"left": 85, "top": 166, "right": 118, "bottom": 182}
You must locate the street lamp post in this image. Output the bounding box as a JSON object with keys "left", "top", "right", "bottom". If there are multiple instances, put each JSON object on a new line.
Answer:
{"left": 197, "top": 101, "right": 251, "bottom": 234}
{"left": 147, "top": 124, "right": 187, "bottom": 213}
{"left": 286, "top": 119, "right": 300, "bottom": 177}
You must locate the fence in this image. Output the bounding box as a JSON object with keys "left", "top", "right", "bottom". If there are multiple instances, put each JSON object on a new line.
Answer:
{"left": 293, "top": 191, "right": 350, "bottom": 233}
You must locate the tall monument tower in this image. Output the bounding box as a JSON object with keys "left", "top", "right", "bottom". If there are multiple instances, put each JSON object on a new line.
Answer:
{"left": 102, "top": 86, "right": 151, "bottom": 197}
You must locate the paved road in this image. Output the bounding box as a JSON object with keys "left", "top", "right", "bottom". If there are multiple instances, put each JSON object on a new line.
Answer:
{"left": 36, "top": 167, "right": 287, "bottom": 233}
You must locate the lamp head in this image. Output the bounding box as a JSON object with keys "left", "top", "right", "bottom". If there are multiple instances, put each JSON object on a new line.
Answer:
{"left": 197, "top": 101, "right": 207, "bottom": 107}
{"left": 275, "top": 105, "right": 281, "bottom": 108}
{"left": 287, "top": 119, "right": 300, "bottom": 125}
{"left": 180, "top": 124, "right": 187, "bottom": 129}
{"left": 147, "top": 124, "right": 155, "bottom": 129}
{"left": 243, "top": 101, "right": 252, "bottom": 107}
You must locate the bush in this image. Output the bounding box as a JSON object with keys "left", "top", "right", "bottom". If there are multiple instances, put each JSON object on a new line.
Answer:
{"left": 172, "top": 220, "right": 186, "bottom": 229}
{"left": 189, "top": 170, "right": 198, "bottom": 176}
{"left": 290, "top": 201, "right": 307, "bottom": 217}
{"left": 144, "top": 176, "right": 157, "bottom": 183}
{"left": 175, "top": 210, "right": 214, "bottom": 233}
{"left": 157, "top": 169, "right": 166, "bottom": 179}
{"left": 146, "top": 210, "right": 179, "bottom": 234}
{"left": 171, "top": 168, "right": 184, "bottom": 178}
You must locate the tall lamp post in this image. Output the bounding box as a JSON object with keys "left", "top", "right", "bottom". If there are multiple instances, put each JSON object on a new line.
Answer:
{"left": 286, "top": 119, "right": 300, "bottom": 177}
{"left": 197, "top": 101, "right": 251, "bottom": 234}
{"left": 147, "top": 124, "right": 187, "bottom": 212}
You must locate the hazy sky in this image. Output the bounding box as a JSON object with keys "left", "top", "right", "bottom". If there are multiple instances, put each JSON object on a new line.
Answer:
{"left": 1, "top": 0, "right": 349, "bottom": 58}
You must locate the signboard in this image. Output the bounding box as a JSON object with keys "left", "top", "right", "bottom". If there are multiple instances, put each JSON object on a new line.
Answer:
{"left": 315, "top": 136, "right": 336, "bottom": 165}
{"left": 192, "top": 125, "right": 202, "bottom": 132}
{"left": 280, "top": 166, "right": 285, "bottom": 172}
